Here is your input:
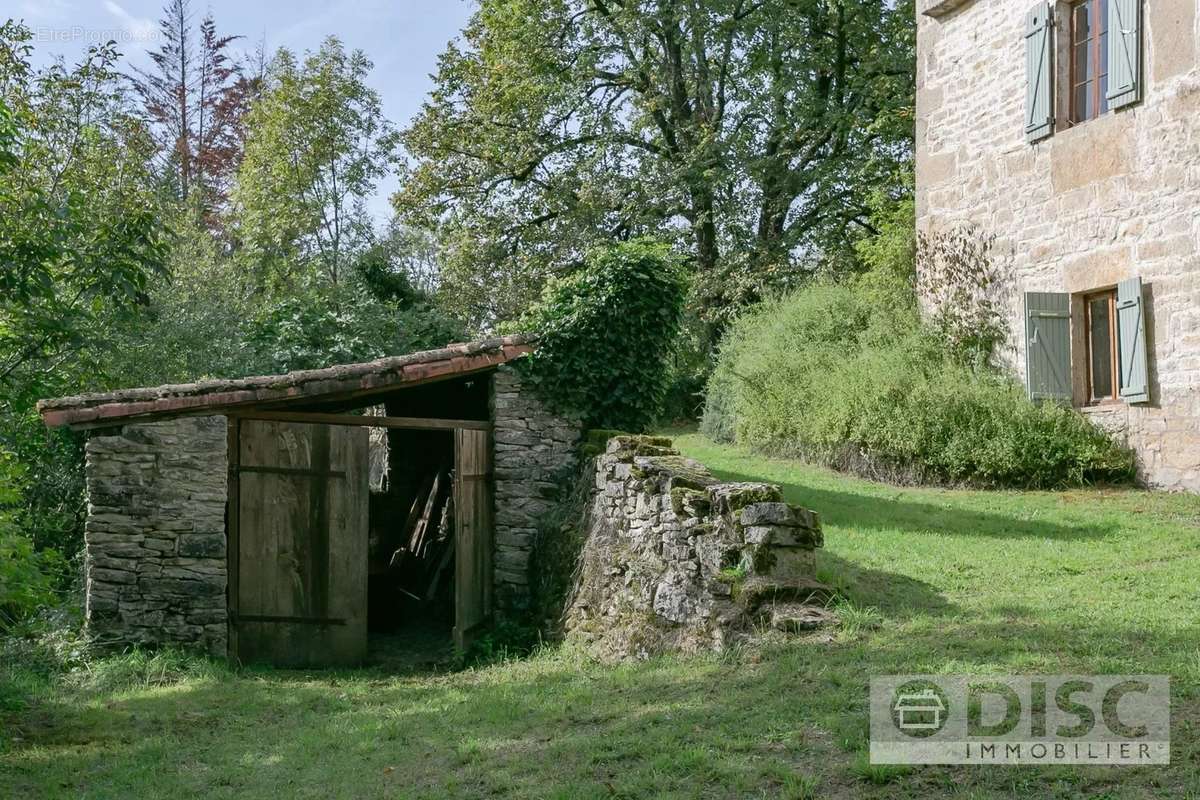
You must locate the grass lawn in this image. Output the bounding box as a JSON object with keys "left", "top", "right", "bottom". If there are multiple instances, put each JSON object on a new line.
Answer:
{"left": 3, "top": 432, "right": 1199, "bottom": 799}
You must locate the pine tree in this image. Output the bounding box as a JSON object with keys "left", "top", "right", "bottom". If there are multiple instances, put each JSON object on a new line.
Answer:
{"left": 131, "top": 0, "right": 247, "bottom": 216}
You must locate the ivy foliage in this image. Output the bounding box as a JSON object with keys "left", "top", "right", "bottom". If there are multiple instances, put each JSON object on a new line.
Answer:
{"left": 518, "top": 240, "right": 687, "bottom": 431}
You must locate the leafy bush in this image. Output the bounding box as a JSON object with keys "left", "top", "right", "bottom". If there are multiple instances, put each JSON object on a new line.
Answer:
{"left": 518, "top": 239, "right": 687, "bottom": 431}
{"left": 702, "top": 219, "right": 1135, "bottom": 489}
{"left": 101, "top": 213, "right": 468, "bottom": 385}
{"left": 0, "top": 454, "right": 68, "bottom": 630}
{"left": 0, "top": 529, "right": 65, "bottom": 631}
{"left": 917, "top": 225, "right": 1008, "bottom": 367}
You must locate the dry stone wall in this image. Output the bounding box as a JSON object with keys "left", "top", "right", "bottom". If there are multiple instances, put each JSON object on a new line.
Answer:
{"left": 83, "top": 416, "right": 228, "bottom": 654}
{"left": 916, "top": 0, "right": 1200, "bottom": 491}
{"left": 491, "top": 365, "right": 583, "bottom": 613}
{"left": 564, "top": 436, "right": 829, "bottom": 660}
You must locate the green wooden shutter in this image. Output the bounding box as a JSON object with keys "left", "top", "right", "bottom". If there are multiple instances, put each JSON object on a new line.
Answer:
{"left": 1025, "top": 292, "right": 1072, "bottom": 402}
{"left": 1025, "top": 3, "right": 1054, "bottom": 142}
{"left": 1107, "top": 0, "right": 1142, "bottom": 109}
{"left": 1116, "top": 277, "right": 1150, "bottom": 403}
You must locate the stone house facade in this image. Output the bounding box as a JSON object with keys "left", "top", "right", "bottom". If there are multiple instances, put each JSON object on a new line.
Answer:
{"left": 916, "top": 0, "right": 1200, "bottom": 490}
{"left": 40, "top": 338, "right": 580, "bottom": 663}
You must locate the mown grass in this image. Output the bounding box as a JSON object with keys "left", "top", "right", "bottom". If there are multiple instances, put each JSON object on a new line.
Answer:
{"left": 2, "top": 433, "right": 1199, "bottom": 799}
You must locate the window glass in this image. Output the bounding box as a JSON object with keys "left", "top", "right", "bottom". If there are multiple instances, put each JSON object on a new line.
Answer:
{"left": 1088, "top": 295, "right": 1114, "bottom": 401}
{"left": 1070, "top": 0, "right": 1110, "bottom": 124}
{"left": 1098, "top": 0, "right": 1109, "bottom": 114}
{"left": 1074, "top": 82, "right": 1090, "bottom": 121}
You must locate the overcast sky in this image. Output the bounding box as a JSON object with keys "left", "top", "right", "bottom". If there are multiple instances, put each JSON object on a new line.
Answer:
{"left": 14, "top": 0, "right": 475, "bottom": 219}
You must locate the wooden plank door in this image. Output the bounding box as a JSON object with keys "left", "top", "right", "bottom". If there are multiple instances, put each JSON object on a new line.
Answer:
{"left": 234, "top": 419, "right": 368, "bottom": 667}
{"left": 453, "top": 428, "right": 493, "bottom": 650}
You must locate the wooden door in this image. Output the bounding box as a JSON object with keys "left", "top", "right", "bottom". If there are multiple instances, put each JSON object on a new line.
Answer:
{"left": 453, "top": 428, "right": 493, "bottom": 650}
{"left": 233, "top": 419, "right": 368, "bottom": 667}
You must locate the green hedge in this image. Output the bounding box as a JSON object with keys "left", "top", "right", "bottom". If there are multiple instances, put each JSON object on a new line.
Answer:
{"left": 702, "top": 284, "right": 1135, "bottom": 489}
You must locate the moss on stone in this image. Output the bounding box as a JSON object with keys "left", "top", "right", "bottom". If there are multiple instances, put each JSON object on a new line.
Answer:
{"left": 718, "top": 484, "right": 783, "bottom": 513}
{"left": 581, "top": 429, "right": 628, "bottom": 458}
{"left": 606, "top": 434, "right": 679, "bottom": 461}
{"left": 735, "top": 576, "right": 834, "bottom": 611}
{"left": 670, "top": 486, "right": 710, "bottom": 517}
{"left": 716, "top": 565, "right": 747, "bottom": 585}
{"left": 750, "top": 546, "right": 776, "bottom": 574}
{"left": 637, "top": 455, "right": 715, "bottom": 486}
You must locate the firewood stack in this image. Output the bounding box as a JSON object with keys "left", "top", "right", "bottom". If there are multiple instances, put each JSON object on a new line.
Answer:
{"left": 389, "top": 468, "right": 455, "bottom": 603}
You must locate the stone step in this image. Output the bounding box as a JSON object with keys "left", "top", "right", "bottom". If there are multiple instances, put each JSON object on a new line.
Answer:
{"left": 767, "top": 602, "right": 839, "bottom": 633}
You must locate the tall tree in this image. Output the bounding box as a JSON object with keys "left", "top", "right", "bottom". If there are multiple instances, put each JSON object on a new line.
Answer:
{"left": 0, "top": 20, "right": 168, "bottom": 560}
{"left": 233, "top": 37, "right": 398, "bottom": 287}
{"left": 194, "top": 13, "right": 242, "bottom": 204}
{"left": 0, "top": 21, "right": 167, "bottom": 407}
{"left": 396, "top": 0, "right": 914, "bottom": 329}
{"left": 131, "top": 0, "right": 245, "bottom": 212}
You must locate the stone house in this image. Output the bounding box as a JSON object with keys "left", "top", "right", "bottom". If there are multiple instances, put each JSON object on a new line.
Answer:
{"left": 916, "top": 0, "right": 1200, "bottom": 490}
{"left": 38, "top": 336, "right": 581, "bottom": 665}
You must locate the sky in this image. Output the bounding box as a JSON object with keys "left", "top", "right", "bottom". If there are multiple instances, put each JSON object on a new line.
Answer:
{"left": 13, "top": 0, "right": 475, "bottom": 219}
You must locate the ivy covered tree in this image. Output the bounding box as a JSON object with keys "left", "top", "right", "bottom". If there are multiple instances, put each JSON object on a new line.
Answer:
{"left": 396, "top": 0, "right": 914, "bottom": 330}
{"left": 518, "top": 238, "right": 688, "bottom": 430}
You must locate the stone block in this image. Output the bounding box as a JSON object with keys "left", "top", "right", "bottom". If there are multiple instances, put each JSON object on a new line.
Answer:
{"left": 177, "top": 534, "right": 226, "bottom": 558}
{"left": 743, "top": 524, "right": 821, "bottom": 549}
{"left": 91, "top": 567, "right": 136, "bottom": 585}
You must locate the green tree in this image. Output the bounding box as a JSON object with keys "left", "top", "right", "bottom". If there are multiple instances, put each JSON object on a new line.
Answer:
{"left": 396, "top": 0, "right": 914, "bottom": 330}
{"left": 96, "top": 203, "right": 258, "bottom": 388}
{"left": 0, "top": 20, "right": 168, "bottom": 565}
{"left": 234, "top": 37, "right": 399, "bottom": 287}
{"left": 0, "top": 20, "right": 167, "bottom": 411}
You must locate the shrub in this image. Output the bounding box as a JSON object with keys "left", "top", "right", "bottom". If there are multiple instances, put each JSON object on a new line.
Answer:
{"left": 0, "top": 529, "right": 65, "bottom": 631}
{"left": 0, "top": 454, "right": 69, "bottom": 630}
{"left": 518, "top": 238, "right": 688, "bottom": 431}
{"left": 703, "top": 283, "right": 1135, "bottom": 489}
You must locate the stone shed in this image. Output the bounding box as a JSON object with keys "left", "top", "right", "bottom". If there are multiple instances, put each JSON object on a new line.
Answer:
{"left": 38, "top": 336, "right": 581, "bottom": 666}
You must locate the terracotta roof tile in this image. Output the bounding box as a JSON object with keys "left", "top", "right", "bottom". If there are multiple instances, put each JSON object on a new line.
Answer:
{"left": 39, "top": 334, "right": 535, "bottom": 429}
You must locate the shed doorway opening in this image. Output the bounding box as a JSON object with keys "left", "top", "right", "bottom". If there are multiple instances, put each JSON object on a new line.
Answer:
{"left": 368, "top": 427, "right": 457, "bottom": 664}
{"left": 228, "top": 405, "right": 494, "bottom": 669}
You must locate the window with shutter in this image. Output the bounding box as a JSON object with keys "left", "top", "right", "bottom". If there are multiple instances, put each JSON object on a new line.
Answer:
{"left": 1025, "top": 3, "right": 1055, "bottom": 142}
{"left": 1116, "top": 277, "right": 1150, "bottom": 403}
{"left": 1025, "top": 292, "right": 1072, "bottom": 402}
{"left": 1107, "top": 0, "right": 1142, "bottom": 109}
{"left": 1068, "top": 0, "right": 1110, "bottom": 124}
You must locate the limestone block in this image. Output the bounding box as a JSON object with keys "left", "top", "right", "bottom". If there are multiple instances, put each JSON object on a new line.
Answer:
{"left": 177, "top": 534, "right": 226, "bottom": 558}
